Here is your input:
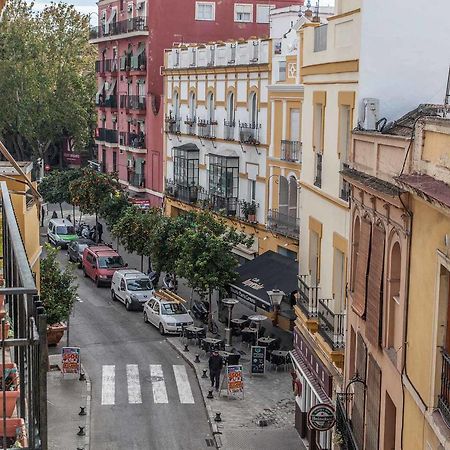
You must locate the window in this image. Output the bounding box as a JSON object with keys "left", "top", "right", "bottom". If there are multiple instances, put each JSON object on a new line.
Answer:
{"left": 309, "top": 230, "right": 321, "bottom": 286}
{"left": 333, "top": 248, "right": 346, "bottom": 310}
{"left": 189, "top": 92, "right": 196, "bottom": 117}
{"left": 290, "top": 108, "right": 301, "bottom": 142}
{"left": 256, "top": 4, "right": 273, "bottom": 23}
{"left": 278, "top": 61, "right": 286, "bottom": 82}
{"left": 278, "top": 175, "right": 288, "bottom": 216}
{"left": 195, "top": 1, "right": 215, "bottom": 20}
{"left": 314, "top": 24, "right": 328, "bottom": 52}
{"left": 313, "top": 103, "right": 324, "bottom": 152}
{"left": 249, "top": 92, "right": 258, "bottom": 125}
{"left": 314, "top": 152, "right": 323, "bottom": 188}
{"left": 234, "top": 4, "right": 253, "bottom": 22}
{"left": 229, "top": 44, "right": 236, "bottom": 64}
{"left": 248, "top": 179, "right": 256, "bottom": 202}
{"left": 174, "top": 146, "right": 199, "bottom": 187}
{"left": 288, "top": 176, "right": 297, "bottom": 218}
{"left": 112, "top": 151, "right": 117, "bottom": 172}
{"left": 207, "top": 92, "right": 215, "bottom": 122}
{"left": 173, "top": 91, "right": 180, "bottom": 118}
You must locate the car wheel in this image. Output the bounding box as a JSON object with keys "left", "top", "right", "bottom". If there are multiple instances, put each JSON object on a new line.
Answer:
{"left": 143, "top": 311, "right": 148, "bottom": 323}
{"left": 159, "top": 323, "right": 165, "bottom": 335}
{"left": 111, "top": 290, "right": 116, "bottom": 301}
{"left": 125, "top": 299, "right": 131, "bottom": 311}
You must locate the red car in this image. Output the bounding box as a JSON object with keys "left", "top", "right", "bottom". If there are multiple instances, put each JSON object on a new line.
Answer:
{"left": 82, "top": 246, "right": 126, "bottom": 287}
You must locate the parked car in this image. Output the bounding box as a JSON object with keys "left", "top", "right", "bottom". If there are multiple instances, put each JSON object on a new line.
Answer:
{"left": 82, "top": 246, "right": 126, "bottom": 287}
{"left": 111, "top": 269, "right": 155, "bottom": 311}
{"left": 47, "top": 219, "right": 78, "bottom": 248}
{"left": 67, "top": 238, "right": 95, "bottom": 267}
{"left": 143, "top": 290, "right": 194, "bottom": 335}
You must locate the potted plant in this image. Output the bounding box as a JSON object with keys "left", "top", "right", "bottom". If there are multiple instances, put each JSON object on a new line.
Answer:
{"left": 40, "top": 244, "right": 78, "bottom": 346}
{"left": 241, "top": 200, "right": 257, "bottom": 223}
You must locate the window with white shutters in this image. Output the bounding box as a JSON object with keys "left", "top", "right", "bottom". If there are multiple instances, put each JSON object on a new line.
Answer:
{"left": 195, "top": 2, "right": 215, "bottom": 20}
{"left": 234, "top": 4, "right": 253, "bottom": 22}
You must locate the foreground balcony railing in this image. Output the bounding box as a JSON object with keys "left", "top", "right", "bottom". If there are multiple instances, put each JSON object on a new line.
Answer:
{"left": 297, "top": 274, "right": 319, "bottom": 318}
{"left": 336, "top": 394, "right": 358, "bottom": 450}
{"left": 439, "top": 349, "right": 450, "bottom": 427}
{"left": 224, "top": 120, "right": 236, "bottom": 141}
{"left": 165, "top": 116, "right": 181, "bottom": 134}
{"left": 197, "top": 119, "right": 217, "bottom": 139}
{"left": 239, "top": 122, "right": 260, "bottom": 145}
{"left": 95, "top": 59, "right": 119, "bottom": 74}
{"left": 281, "top": 140, "right": 301, "bottom": 162}
{"left": 318, "top": 298, "right": 345, "bottom": 350}
{"left": 0, "top": 181, "right": 47, "bottom": 449}
{"left": 266, "top": 208, "right": 299, "bottom": 238}
{"left": 128, "top": 172, "right": 145, "bottom": 188}
{"left": 89, "top": 17, "right": 148, "bottom": 40}
{"left": 120, "top": 95, "right": 146, "bottom": 111}
{"left": 165, "top": 179, "right": 207, "bottom": 205}
{"left": 96, "top": 128, "right": 118, "bottom": 144}
{"left": 119, "top": 132, "right": 146, "bottom": 149}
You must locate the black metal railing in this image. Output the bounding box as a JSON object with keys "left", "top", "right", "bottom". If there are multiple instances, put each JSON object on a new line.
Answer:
{"left": 208, "top": 194, "right": 238, "bottom": 216}
{"left": 318, "top": 298, "right": 345, "bottom": 349}
{"left": 165, "top": 116, "right": 181, "bottom": 134}
{"left": 119, "top": 132, "right": 146, "bottom": 149}
{"left": 439, "top": 349, "right": 450, "bottom": 427}
{"left": 96, "top": 128, "right": 118, "bottom": 144}
{"left": 314, "top": 153, "right": 323, "bottom": 188}
{"left": 96, "top": 95, "right": 117, "bottom": 108}
{"left": 0, "top": 181, "right": 48, "bottom": 450}
{"left": 281, "top": 140, "right": 301, "bottom": 162}
{"left": 239, "top": 122, "right": 260, "bottom": 145}
{"left": 95, "top": 59, "right": 119, "bottom": 73}
{"left": 184, "top": 117, "right": 196, "bottom": 135}
{"left": 297, "top": 274, "right": 319, "bottom": 318}
{"left": 128, "top": 172, "right": 145, "bottom": 188}
{"left": 336, "top": 394, "right": 359, "bottom": 450}
{"left": 197, "top": 119, "right": 217, "bottom": 139}
{"left": 224, "top": 120, "right": 236, "bottom": 141}
{"left": 266, "top": 209, "right": 299, "bottom": 238}
{"left": 89, "top": 17, "right": 148, "bottom": 40}
{"left": 165, "top": 179, "right": 206, "bottom": 205}
{"left": 120, "top": 95, "right": 146, "bottom": 111}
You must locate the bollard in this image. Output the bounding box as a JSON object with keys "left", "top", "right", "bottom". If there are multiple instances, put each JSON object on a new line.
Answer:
{"left": 183, "top": 344, "right": 189, "bottom": 352}
{"left": 214, "top": 412, "right": 222, "bottom": 422}
{"left": 194, "top": 354, "right": 200, "bottom": 363}
{"left": 79, "top": 407, "right": 86, "bottom": 416}
{"left": 79, "top": 373, "right": 86, "bottom": 381}
{"left": 207, "top": 389, "right": 214, "bottom": 399}
{"left": 202, "top": 369, "right": 208, "bottom": 378}
{"left": 77, "top": 426, "right": 85, "bottom": 436}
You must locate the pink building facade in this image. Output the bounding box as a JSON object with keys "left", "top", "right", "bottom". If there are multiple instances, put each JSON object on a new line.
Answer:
{"left": 91, "top": 0, "right": 303, "bottom": 206}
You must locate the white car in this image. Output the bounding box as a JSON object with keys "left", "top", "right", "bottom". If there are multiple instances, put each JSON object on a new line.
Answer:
{"left": 143, "top": 291, "right": 194, "bottom": 335}
{"left": 111, "top": 269, "right": 154, "bottom": 311}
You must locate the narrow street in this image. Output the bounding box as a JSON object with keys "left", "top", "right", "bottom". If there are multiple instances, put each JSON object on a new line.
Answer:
{"left": 45, "top": 214, "right": 214, "bottom": 450}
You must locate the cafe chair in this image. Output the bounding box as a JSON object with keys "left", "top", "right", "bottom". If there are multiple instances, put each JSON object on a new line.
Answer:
{"left": 259, "top": 326, "right": 266, "bottom": 338}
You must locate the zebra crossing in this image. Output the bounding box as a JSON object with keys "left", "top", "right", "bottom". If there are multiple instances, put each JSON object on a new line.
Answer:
{"left": 100, "top": 364, "right": 196, "bottom": 406}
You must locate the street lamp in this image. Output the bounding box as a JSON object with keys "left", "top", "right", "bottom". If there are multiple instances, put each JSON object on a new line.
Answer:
{"left": 267, "top": 289, "right": 285, "bottom": 327}
{"left": 221, "top": 298, "right": 239, "bottom": 347}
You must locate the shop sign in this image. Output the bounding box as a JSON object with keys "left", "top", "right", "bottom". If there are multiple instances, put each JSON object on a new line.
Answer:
{"left": 307, "top": 403, "right": 336, "bottom": 431}
{"left": 250, "top": 346, "right": 266, "bottom": 375}
{"left": 63, "top": 152, "right": 81, "bottom": 165}
{"left": 62, "top": 347, "right": 81, "bottom": 375}
{"left": 227, "top": 365, "right": 244, "bottom": 397}
{"left": 129, "top": 198, "right": 151, "bottom": 209}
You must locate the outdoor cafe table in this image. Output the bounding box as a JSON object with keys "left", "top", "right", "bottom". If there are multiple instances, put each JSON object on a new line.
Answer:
{"left": 241, "top": 327, "right": 258, "bottom": 346}
{"left": 257, "top": 337, "right": 276, "bottom": 347}
{"left": 270, "top": 350, "right": 290, "bottom": 370}
{"left": 231, "top": 318, "right": 247, "bottom": 327}
{"left": 184, "top": 325, "right": 204, "bottom": 344}
{"left": 202, "top": 337, "right": 224, "bottom": 353}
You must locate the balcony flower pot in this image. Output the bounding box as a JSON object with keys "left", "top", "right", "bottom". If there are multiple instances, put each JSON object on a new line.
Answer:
{"left": 0, "top": 322, "right": 10, "bottom": 341}
{"left": 0, "top": 418, "right": 27, "bottom": 447}
{"left": 0, "top": 389, "right": 20, "bottom": 418}
{"left": 46, "top": 323, "right": 67, "bottom": 346}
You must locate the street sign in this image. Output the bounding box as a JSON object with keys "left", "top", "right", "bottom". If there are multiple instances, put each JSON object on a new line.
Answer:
{"left": 251, "top": 346, "right": 266, "bottom": 375}
{"left": 307, "top": 403, "right": 336, "bottom": 432}
{"left": 226, "top": 365, "right": 244, "bottom": 398}
{"left": 61, "top": 347, "right": 81, "bottom": 375}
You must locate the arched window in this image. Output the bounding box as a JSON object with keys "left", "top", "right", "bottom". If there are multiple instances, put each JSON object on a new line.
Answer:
{"left": 227, "top": 92, "right": 235, "bottom": 123}
{"left": 207, "top": 92, "right": 215, "bottom": 122}
{"left": 173, "top": 91, "right": 180, "bottom": 118}
{"left": 189, "top": 92, "right": 196, "bottom": 118}
{"left": 249, "top": 92, "right": 258, "bottom": 125}
{"left": 288, "top": 176, "right": 297, "bottom": 218}
{"left": 278, "top": 175, "right": 288, "bottom": 216}
{"left": 387, "top": 241, "right": 401, "bottom": 352}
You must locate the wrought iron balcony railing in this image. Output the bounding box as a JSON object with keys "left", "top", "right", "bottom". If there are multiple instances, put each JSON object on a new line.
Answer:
{"left": 439, "top": 348, "right": 450, "bottom": 427}
{"left": 224, "top": 120, "right": 236, "bottom": 141}
{"left": 281, "top": 140, "right": 302, "bottom": 162}
{"left": 266, "top": 208, "right": 299, "bottom": 238}
{"left": 96, "top": 128, "right": 118, "bottom": 144}
{"left": 120, "top": 95, "right": 146, "bottom": 111}
{"left": 184, "top": 117, "right": 196, "bottom": 135}
{"left": 208, "top": 194, "right": 238, "bottom": 216}
{"left": 119, "top": 131, "right": 146, "bottom": 149}
{"left": 165, "top": 116, "right": 181, "bottom": 134}
{"left": 318, "top": 298, "right": 345, "bottom": 350}
{"left": 239, "top": 121, "right": 260, "bottom": 145}
{"left": 128, "top": 172, "right": 145, "bottom": 188}
{"left": 96, "top": 95, "right": 117, "bottom": 108}
{"left": 197, "top": 119, "right": 217, "bottom": 139}
{"left": 95, "top": 59, "right": 119, "bottom": 73}
{"left": 336, "top": 394, "right": 359, "bottom": 450}
{"left": 297, "top": 274, "right": 319, "bottom": 318}
{"left": 165, "top": 179, "right": 207, "bottom": 205}
{"left": 89, "top": 17, "right": 148, "bottom": 40}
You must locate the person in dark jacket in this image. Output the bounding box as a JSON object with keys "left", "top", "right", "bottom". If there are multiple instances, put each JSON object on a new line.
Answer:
{"left": 96, "top": 221, "right": 103, "bottom": 243}
{"left": 208, "top": 350, "right": 223, "bottom": 391}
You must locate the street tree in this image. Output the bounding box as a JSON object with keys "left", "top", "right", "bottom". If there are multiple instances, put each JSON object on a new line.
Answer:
{"left": 69, "top": 168, "right": 121, "bottom": 240}
{"left": 0, "top": 0, "right": 96, "bottom": 165}
{"left": 99, "top": 191, "right": 130, "bottom": 231}
{"left": 175, "top": 211, "right": 253, "bottom": 327}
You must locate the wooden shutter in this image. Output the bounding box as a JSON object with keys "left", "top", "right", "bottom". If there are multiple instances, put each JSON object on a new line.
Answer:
{"left": 352, "top": 219, "right": 371, "bottom": 317}
{"left": 365, "top": 354, "right": 381, "bottom": 450}
{"left": 352, "top": 333, "right": 367, "bottom": 449}
{"left": 366, "top": 225, "right": 385, "bottom": 347}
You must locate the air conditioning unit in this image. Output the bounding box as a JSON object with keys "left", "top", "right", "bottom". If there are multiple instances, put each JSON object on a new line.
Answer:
{"left": 359, "top": 98, "right": 379, "bottom": 131}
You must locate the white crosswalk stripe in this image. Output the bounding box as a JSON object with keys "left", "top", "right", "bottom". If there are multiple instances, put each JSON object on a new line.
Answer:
{"left": 126, "top": 364, "right": 142, "bottom": 404}
{"left": 101, "top": 365, "right": 115, "bottom": 405}
{"left": 173, "top": 365, "right": 195, "bottom": 404}
{"left": 150, "top": 364, "right": 168, "bottom": 404}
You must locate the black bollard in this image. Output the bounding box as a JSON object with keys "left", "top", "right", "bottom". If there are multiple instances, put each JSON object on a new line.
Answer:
{"left": 79, "top": 372, "right": 86, "bottom": 381}
{"left": 214, "top": 412, "right": 222, "bottom": 422}
{"left": 79, "top": 406, "right": 86, "bottom": 416}
{"left": 194, "top": 354, "right": 200, "bottom": 363}
{"left": 207, "top": 389, "right": 214, "bottom": 399}
{"left": 184, "top": 344, "right": 189, "bottom": 352}
{"left": 77, "top": 426, "right": 85, "bottom": 436}
{"left": 202, "top": 369, "right": 208, "bottom": 378}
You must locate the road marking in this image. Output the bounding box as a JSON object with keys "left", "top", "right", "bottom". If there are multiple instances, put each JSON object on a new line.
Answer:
{"left": 173, "top": 365, "right": 195, "bottom": 404}
{"left": 101, "top": 365, "right": 115, "bottom": 405}
{"left": 150, "top": 364, "right": 168, "bottom": 404}
{"left": 126, "top": 364, "right": 142, "bottom": 404}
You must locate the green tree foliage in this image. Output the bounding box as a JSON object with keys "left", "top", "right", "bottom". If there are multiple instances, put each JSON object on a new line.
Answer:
{"left": 40, "top": 244, "right": 78, "bottom": 325}
{"left": 0, "top": 0, "right": 96, "bottom": 165}
{"left": 99, "top": 191, "right": 130, "bottom": 231}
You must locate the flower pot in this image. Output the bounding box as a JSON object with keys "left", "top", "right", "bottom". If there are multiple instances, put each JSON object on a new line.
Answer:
{"left": 0, "top": 389, "right": 20, "bottom": 417}
{"left": 247, "top": 214, "right": 256, "bottom": 223}
{"left": 0, "top": 364, "right": 18, "bottom": 391}
{"left": 47, "top": 323, "right": 67, "bottom": 346}
{"left": 0, "top": 418, "right": 27, "bottom": 446}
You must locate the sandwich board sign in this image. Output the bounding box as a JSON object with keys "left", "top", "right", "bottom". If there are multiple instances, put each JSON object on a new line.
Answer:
{"left": 62, "top": 347, "right": 81, "bottom": 376}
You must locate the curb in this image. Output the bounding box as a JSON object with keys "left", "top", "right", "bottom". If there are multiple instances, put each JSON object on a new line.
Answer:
{"left": 81, "top": 362, "right": 91, "bottom": 450}
{"left": 167, "top": 338, "right": 222, "bottom": 448}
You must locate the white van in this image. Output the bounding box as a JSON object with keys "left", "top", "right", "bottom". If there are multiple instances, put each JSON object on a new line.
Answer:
{"left": 111, "top": 269, "right": 154, "bottom": 311}
{"left": 47, "top": 219, "right": 77, "bottom": 248}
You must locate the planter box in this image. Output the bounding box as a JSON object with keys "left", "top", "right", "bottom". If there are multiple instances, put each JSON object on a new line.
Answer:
{"left": 0, "top": 389, "right": 20, "bottom": 417}
{"left": 47, "top": 323, "right": 67, "bottom": 346}
{"left": 0, "top": 418, "right": 28, "bottom": 447}
{"left": 0, "top": 322, "right": 10, "bottom": 340}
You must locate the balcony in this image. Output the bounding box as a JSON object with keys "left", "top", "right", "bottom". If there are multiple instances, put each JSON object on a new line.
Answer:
{"left": 128, "top": 172, "right": 145, "bottom": 189}
{"left": 317, "top": 298, "right": 345, "bottom": 350}
{"left": 96, "top": 95, "right": 117, "bottom": 109}
{"left": 184, "top": 117, "right": 196, "bottom": 135}
{"left": 95, "top": 59, "right": 119, "bottom": 74}
{"left": 96, "top": 128, "right": 118, "bottom": 144}
{"left": 208, "top": 194, "right": 238, "bottom": 216}
{"left": 336, "top": 394, "right": 359, "bottom": 450}
{"left": 239, "top": 122, "right": 260, "bottom": 145}
{"left": 340, "top": 163, "right": 351, "bottom": 201}
{"left": 165, "top": 179, "right": 207, "bottom": 205}
{"left": 438, "top": 349, "right": 450, "bottom": 427}
{"left": 297, "top": 274, "right": 319, "bottom": 318}
{"left": 120, "top": 95, "right": 146, "bottom": 111}
{"left": 89, "top": 17, "right": 148, "bottom": 41}
{"left": 165, "top": 116, "right": 181, "bottom": 134}
{"left": 266, "top": 209, "right": 299, "bottom": 238}
{"left": 119, "top": 132, "right": 146, "bottom": 150}
{"left": 281, "top": 140, "right": 301, "bottom": 162}
{"left": 224, "top": 120, "right": 236, "bottom": 141}
{"left": 197, "top": 119, "right": 217, "bottom": 139}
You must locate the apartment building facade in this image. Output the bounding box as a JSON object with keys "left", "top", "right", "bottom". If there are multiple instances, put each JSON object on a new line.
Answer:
{"left": 90, "top": 0, "right": 302, "bottom": 207}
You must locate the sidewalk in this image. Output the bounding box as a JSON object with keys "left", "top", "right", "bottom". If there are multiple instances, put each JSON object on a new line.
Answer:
{"left": 47, "top": 354, "right": 91, "bottom": 450}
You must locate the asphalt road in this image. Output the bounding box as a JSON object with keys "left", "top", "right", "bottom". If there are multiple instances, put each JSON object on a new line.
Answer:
{"left": 44, "top": 208, "right": 214, "bottom": 450}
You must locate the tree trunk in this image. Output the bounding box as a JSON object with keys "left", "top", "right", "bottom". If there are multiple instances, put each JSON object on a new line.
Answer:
{"left": 208, "top": 289, "right": 212, "bottom": 332}
{"left": 59, "top": 203, "right": 63, "bottom": 219}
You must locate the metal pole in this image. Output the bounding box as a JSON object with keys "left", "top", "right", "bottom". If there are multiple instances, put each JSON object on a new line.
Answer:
{"left": 2, "top": 319, "right": 6, "bottom": 450}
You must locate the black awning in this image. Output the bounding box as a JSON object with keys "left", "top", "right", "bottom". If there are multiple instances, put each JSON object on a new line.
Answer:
{"left": 229, "top": 250, "right": 298, "bottom": 312}
{"left": 172, "top": 143, "right": 200, "bottom": 152}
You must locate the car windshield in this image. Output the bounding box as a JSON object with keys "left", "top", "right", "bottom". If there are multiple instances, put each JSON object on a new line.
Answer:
{"left": 127, "top": 278, "right": 152, "bottom": 291}
{"left": 161, "top": 303, "right": 187, "bottom": 315}
{"left": 98, "top": 255, "right": 124, "bottom": 269}
{"left": 56, "top": 226, "right": 75, "bottom": 235}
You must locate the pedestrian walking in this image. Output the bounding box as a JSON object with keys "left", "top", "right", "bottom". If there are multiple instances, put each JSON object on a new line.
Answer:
{"left": 208, "top": 350, "right": 223, "bottom": 391}
{"left": 96, "top": 221, "right": 103, "bottom": 242}
{"left": 40, "top": 205, "right": 45, "bottom": 227}
{"left": 66, "top": 214, "right": 71, "bottom": 223}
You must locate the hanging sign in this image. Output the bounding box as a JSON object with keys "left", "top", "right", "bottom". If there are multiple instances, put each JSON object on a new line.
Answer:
{"left": 61, "top": 347, "right": 81, "bottom": 375}
{"left": 250, "top": 346, "right": 266, "bottom": 374}
{"left": 307, "top": 403, "right": 336, "bottom": 432}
